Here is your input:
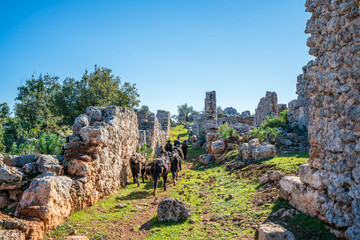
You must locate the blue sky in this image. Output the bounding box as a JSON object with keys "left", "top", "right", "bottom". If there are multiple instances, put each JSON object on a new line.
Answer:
{"left": 0, "top": 0, "right": 312, "bottom": 116}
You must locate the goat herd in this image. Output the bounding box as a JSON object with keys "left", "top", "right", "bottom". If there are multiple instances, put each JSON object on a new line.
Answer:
{"left": 130, "top": 145, "right": 185, "bottom": 196}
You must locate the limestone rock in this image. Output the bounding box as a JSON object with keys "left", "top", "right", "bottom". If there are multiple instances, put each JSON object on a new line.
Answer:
{"left": 36, "top": 155, "right": 63, "bottom": 175}
{"left": 223, "top": 107, "right": 237, "bottom": 116}
{"left": 66, "top": 161, "right": 89, "bottom": 177}
{"left": 157, "top": 198, "right": 191, "bottom": 222}
{"left": 18, "top": 173, "right": 73, "bottom": 231}
{"left": 210, "top": 140, "right": 226, "bottom": 159}
{"left": 254, "top": 92, "right": 278, "bottom": 126}
{"left": 251, "top": 145, "right": 276, "bottom": 160}
{"left": 0, "top": 230, "right": 25, "bottom": 240}
{"left": 269, "top": 171, "right": 283, "bottom": 181}
{"left": 299, "top": 164, "right": 324, "bottom": 189}
{"left": 22, "top": 162, "right": 39, "bottom": 175}
{"left": 279, "top": 176, "right": 321, "bottom": 217}
{"left": 258, "top": 174, "right": 269, "bottom": 184}
{"left": 255, "top": 222, "right": 295, "bottom": 240}
{"left": 4, "top": 155, "right": 36, "bottom": 168}
{"left": 227, "top": 161, "right": 246, "bottom": 170}
{"left": 199, "top": 154, "right": 213, "bottom": 166}
{"left": 0, "top": 165, "right": 23, "bottom": 183}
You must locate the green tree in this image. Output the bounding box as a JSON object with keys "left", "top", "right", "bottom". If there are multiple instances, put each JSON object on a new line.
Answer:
{"left": 0, "top": 102, "right": 10, "bottom": 119}
{"left": 15, "top": 74, "right": 61, "bottom": 129}
{"left": 177, "top": 103, "right": 197, "bottom": 121}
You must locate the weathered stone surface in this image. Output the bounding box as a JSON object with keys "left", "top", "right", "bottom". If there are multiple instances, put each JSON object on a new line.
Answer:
{"left": 255, "top": 222, "right": 295, "bottom": 240}
{"left": 252, "top": 145, "right": 276, "bottom": 160}
{"left": 138, "top": 112, "right": 166, "bottom": 156}
{"left": 0, "top": 165, "right": 23, "bottom": 183}
{"left": 156, "top": 110, "right": 171, "bottom": 139}
{"left": 0, "top": 230, "right": 25, "bottom": 240}
{"left": 18, "top": 173, "right": 73, "bottom": 231}
{"left": 22, "top": 162, "right": 39, "bottom": 175}
{"left": 258, "top": 174, "right": 269, "bottom": 184}
{"left": 199, "top": 154, "right": 213, "bottom": 166}
{"left": 0, "top": 195, "right": 11, "bottom": 209}
{"left": 279, "top": 176, "right": 322, "bottom": 217}
{"left": 288, "top": 74, "right": 311, "bottom": 129}
{"left": 299, "top": 164, "right": 324, "bottom": 189}
{"left": 64, "top": 237, "right": 90, "bottom": 240}
{"left": 210, "top": 140, "right": 226, "bottom": 159}
{"left": 65, "top": 106, "right": 138, "bottom": 211}
{"left": 269, "top": 171, "right": 283, "bottom": 181}
{"left": 4, "top": 155, "right": 36, "bottom": 168}
{"left": 157, "top": 198, "right": 191, "bottom": 222}
{"left": 254, "top": 92, "right": 278, "bottom": 126}
{"left": 36, "top": 155, "right": 62, "bottom": 175}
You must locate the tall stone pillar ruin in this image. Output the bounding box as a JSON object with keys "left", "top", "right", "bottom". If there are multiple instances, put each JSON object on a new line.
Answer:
{"left": 254, "top": 91, "right": 278, "bottom": 126}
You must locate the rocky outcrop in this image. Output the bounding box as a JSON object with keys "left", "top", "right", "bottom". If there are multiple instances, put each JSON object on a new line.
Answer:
{"left": 254, "top": 92, "right": 278, "bottom": 126}
{"left": 157, "top": 198, "right": 191, "bottom": 222}
{"left": 275, "top": 131, "right": 310, "bottom": 154}
{"left": 3, "top": 155, "right": 36, "bottom": 168}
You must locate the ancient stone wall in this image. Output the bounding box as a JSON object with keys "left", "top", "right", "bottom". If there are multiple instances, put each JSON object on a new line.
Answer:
{"left": 223, "top": 107, "right": 237, "bottom": 116}
{"left": 0, "top": 106, "right": 139, "bottom": 238}
{"left": 193, "top": 114, "right": 207, "bottom": 140}
{"left": 138, "top": 113, "right": 166, "bottom": 155}
{"left": 205, "top": 91, "right": 217, "bottom": 121}
{"left": 280, "top": 1, "right": 360, "bottom": 239}
{"left": 288, "top": 74, "right": 311, "bottom": 129}
{"left": 254, "top": 91, "right": 278, "bottom": 126}
{"left": 218, "top": 115, "right": 254, "bottom": 127}
{"left": 156, "top": 110, "right": 171, "bottom": 139}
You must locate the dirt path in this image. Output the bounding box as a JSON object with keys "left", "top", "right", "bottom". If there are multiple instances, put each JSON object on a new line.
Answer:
{"left": 109, "top": 162, "right": 194, "bottom": 240}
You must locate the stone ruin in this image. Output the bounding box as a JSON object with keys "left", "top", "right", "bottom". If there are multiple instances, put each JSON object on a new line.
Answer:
{"left": 254, "top": 91, "right": 278, "bottom": 126}
{"left": 288, "top": 74, "right": 311, "bottom": 129}
{"left": 279, "top": 1, "right": 360, "bottom": 239}
{"left": 0, "top": 106, "right": 139, "bottom": 239}
{"left": 223, "top": 107, "right": 237, "bottom": 116}
{"left": 137, "top": 111, "right": 167, "bottom": 156}
{"left": 156, "top": 110, "right": 171, "bottom": 139}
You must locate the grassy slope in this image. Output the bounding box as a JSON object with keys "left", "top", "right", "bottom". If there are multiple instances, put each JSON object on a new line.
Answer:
{"left": 46, "top": 125, "right": 335, "bottom": 240}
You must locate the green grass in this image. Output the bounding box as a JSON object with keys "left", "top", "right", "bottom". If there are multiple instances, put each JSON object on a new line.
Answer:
{"left": 169, "top": 125, "right": 190, "bottom": 143}
{"left": 45, "top": 125, "right": 333, "bottom": 240}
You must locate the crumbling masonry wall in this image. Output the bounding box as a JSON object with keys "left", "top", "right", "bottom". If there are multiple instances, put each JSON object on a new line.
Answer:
{"left": 281, "top": 1, "right": 360, "bottom": 239}
{"left": 288, "top": 74, "right": 311, "bottom": 129}
{"left": 254, "top": 91, "right": 278, "bottom": 126}
{"left": 0, "top": 106, "right": 139, "bottom": 239}
{"left": 156, "top": 110, "right": 171, "bottom": 139}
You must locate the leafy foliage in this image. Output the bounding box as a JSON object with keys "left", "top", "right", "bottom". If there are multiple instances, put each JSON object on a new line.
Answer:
{"left": 250, "top": 109, "right": 289, "bottom": 143}
{"left": 177, "top": 103, "right": 198, "bottom": 122}
{"left": 216, "top": 122, "right": 237, "bottom": 140}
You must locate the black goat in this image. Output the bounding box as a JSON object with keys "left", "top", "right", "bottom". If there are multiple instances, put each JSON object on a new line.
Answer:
{"left": 173, "top": 147, "right": 183, "bottom": 170}
{"left": 150, "top": 156, "right": 170, "bottom": 196}
{"left": 170, "top": 151, "right": 182, "bottom": 186}
{"left": 130, "top": 153, "right": 147, "bottom": 186}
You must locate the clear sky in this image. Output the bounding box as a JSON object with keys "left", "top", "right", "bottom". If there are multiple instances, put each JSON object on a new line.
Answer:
{"left": 0, "top": 0, "right": 312, "bottom": 116}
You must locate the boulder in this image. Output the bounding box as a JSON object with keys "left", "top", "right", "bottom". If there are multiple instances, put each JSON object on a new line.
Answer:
{"left": 269, "top": 171, "right": 283, "bottom": 181}
{"left": 4, "top": 155, "right": 36, "bottom": 168}
{"left": 210, "top": 140, "right": 226, "bottom": 158}
{"left": 251, "top": 145, "right": 276, "bottom": 160}
{"left": 0, "top": 165, "right": 23, "bottom": 183}
{"left": 258, "top": 174, "right": 269, "bottom": 184}
{"left": 199, "top": 154, "right": 213, "bottom": 166}
{"left": 36, "top": 155, "right": 63, "bottom": 175}
{"left": 279, "top": 176, "right": 321, "bottom": 217}
{"left": 255, "top": 222, "right": 295, "bottom": 240}
{"left": 157, "top": 198, "right": 191, "bottom": 222}
{"left": 18, "top": 173, "right": 73, "bottom": 231}
{"left": 193, "top": 140, "right": 203, "bottom": 149}
{"left": 227, "top": 161, "right": 246, "bottom": 170}
{"left": 239, "top": 143, "right": 252, "bottom": 160}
